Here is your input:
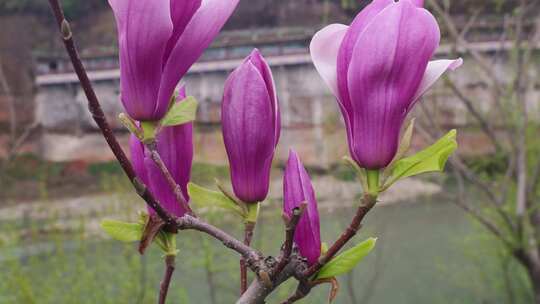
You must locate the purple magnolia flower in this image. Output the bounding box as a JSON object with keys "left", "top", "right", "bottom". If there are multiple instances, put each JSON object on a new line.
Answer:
{"left": 130, "top": 89, "right": 194, "bottom": 216}
{"left": 221, "top": 49, "right": 280, "bottom": 203}
{"left": 109, "top": 0, "right": 239, "bottom": 121}
{"left": 310, "top": 0, "right": 462, "bottom": 169}
{"left": 283, "top": 150, "right": 321, "bottom": 266}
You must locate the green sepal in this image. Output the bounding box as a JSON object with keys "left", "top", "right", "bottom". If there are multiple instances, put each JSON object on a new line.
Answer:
{"left": 140, "top": 121, "right": 158, "bottom": 143}
{"left": 381, "top": 129, "right": 457, "bottom": 191}
{"left": 118, "top": 113, "right": 143, "bottom": 138}
{"left": 245, "top": 203, "right": 260, "bottom": 224}
{"left": 100, "top": 219, "right": 144, "bottom": 242}
{"left": 155, "top": 231, "right": 179, "bottom": 256}
{"left": 316, "top": 237, "right": 377, "bottom": 279}
{"left": 366, "top": 170, "right": 380, "bottom": 196}
{"left": 160, "top": 96, "right": 198, "bottom": 127}
{"left": 188, "top": 182, "right": 245, "bottom": 217}
{"left": 343, "top": 156, "right": 369, "bottom": 193}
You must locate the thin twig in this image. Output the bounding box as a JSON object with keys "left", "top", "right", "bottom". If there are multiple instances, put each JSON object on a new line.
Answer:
{"left": 176, "top": 215, "right": 262, "bottom": 268}
{"left": 305, "top": 194, "right": 377, "bottom": 277}
{"left": 146, "top": 143, "right": 194, "bottom": 215}
{"left": 427, "top": 0, "right": 503, "bottom": 92}
{"left": 444, "top": 78, "right": 502, "bottom": 152}
{"left": 240, "top": 221, "right": 256, "bottom": 294}
{"left": 451, "top": 166, "right": 514, "bottom": 249}
{"left": 281, "top": 195, "right": 377, "bottom": 303}
{"left": 158, "top": 255, "right": 176, "bottom": 304}
{"left": 47, "top": 0, "right": 177, "bottom": 227}
{"left": 237, "top": 255, "right": 308, "bottom": 304}
{"left": 47, "top": 0, "right": 262, "bottom": 267}
{"left": 275, "top": 204, "right": 307, "bottom": 275}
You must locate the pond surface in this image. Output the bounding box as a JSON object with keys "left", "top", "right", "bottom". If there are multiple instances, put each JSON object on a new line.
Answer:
{"left": 0, "top": 193, "right": 523, "bottom": 303}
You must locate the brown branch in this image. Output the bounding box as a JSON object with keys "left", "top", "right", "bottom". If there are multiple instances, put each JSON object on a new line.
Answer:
{"left": 274, "top": 204, "right": 307, "bottom": 275}
{"left": 237, "top": 255, "right": 308, "bottom": 304}
{"left": 176, "top": 215, "right": 262, "bottom": 268}
{"left": 146, "top": 143, "right": 194, "bottom": 216}
{"left": 47, "top": 0, "right": 263, "bottom": 269}
{"left": 279, "top": 195, "right": 376, "bottom": 303}
{"left": 305, "top": 194, "right": 376, "bottom": 277}
{"left": 281, "top": 289, "right": 308, "bottom": 304}
{"left": 47, "top": 0, "right": 179, "bottom": 228}
{"left": 427, "top": 0, "right": 503, "bottom": 91}
{"left": 240, "top": 221, "right": 256, "bottom": 294}
{"left": 238, "top": 196, "right": 356, "bottom": 304}
{"left": 451, "top": 166, "right": 514, "bottom": 249}
{"left": 444, "top": 78, "right": 502, "bottom": 152}
{"left": 158, "top": 255, "right": 176, "bottom": 304}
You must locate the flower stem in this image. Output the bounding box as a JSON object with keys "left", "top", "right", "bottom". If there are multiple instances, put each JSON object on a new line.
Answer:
{"left": 366, "top": 170, "right": 380, "bottom": 195}
{"left": 240, "top": 204, "right": 258, "bottom": 294}
{"left": 158, "top": 255, "right": 176, "bottom": 304}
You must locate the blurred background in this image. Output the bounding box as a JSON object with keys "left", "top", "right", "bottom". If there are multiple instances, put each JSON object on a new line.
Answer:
{"left": 0, "top": 0, "right": 540, "bottom": 303}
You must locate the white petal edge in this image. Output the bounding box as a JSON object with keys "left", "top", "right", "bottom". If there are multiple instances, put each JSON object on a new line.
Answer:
{"left": 411, "top": 58, "right": 463, "bottom": 104}
{"left": 310, "top": 24, "right": 349, "bottom": 99}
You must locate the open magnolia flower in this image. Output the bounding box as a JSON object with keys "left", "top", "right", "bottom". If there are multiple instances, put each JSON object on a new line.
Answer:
{"left": 310, "top": 0, "right": 462, "bottom": 170}
{"left": 109, "top": 0, "right": 239, "bottom": 121}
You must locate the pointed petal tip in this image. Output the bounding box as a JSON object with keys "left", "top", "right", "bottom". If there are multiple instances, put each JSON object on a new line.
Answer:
{"left": 449, "top": 58, "right": 464, "bottom": 70}
{"left": 411, "top": 58, "right": 464, "bottom": 104}
{"left": 310, "top": 23, "right": 349, "bottom": 99}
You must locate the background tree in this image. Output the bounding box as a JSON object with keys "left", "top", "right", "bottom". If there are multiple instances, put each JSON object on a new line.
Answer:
{"left": 422, "top": 0, "right": 540, "bottom": 301}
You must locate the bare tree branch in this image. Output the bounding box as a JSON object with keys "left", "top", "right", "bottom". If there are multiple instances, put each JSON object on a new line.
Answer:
{"left": 47, "top": 0, "right": 264, "bottom": 271}
{"left": 158, "top": 256, "right": 175, "bottom": 304}
{"left": 274, "top": 204, "right": 307, "bottom": 276}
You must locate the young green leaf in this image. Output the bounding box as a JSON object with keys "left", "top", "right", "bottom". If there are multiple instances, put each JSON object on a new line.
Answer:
{"left": 160, "top": 97, "right": 199, "bottom": 127}
{"left": 382, "top": 129, "right": 457, "bottom": 190}
{"left": 188, "top": 182, "right": 245, "bottom": 217}
{"left": 100, "top": 219, "right": 144, "bottom": 242}
{"left": 316, "top": 237, "right": 377, "bottom": 279}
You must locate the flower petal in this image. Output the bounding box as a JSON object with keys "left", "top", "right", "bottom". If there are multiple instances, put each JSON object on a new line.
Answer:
{"left": 408, "top": 0, "right": 424, "bottom": 7}
{"left": 129, "top": 134, "right": 148, "bottom": 186}
{"left": 310, "top": 24, "right": 348, "bottom": 99}
{"left": 246, "top": 49, "right": 280, "bottom": 146}
{"left": 311, "top": 24, "right": 356, "bottom": 161}
{"left": 144, "top": 156, "right": 188, "bottom": 217}
{"left": 157, "top": 0, "right": 239, "bottom": 119}
{"left": 164, "top": 0, "right": 202, "bottom": 62}
{"left": 409, "top": 58, "right": 463, "bottom": 110}
{"left": 222, "top": 60, "right": 275, "bottom": 203}
{"left": 145, "top": 95, "right": 193, "bottom": 217}
{"left": 154, "top": 119, "right": 193, "bottom": 203}
{"left": 283, "top": 150, "right": 321, "bottom": 266}
{"left": 108, "top": 0, "right": 173, "bottom": 120}
{"left": 337, "top": 0, "right": 393, "bottom": 114}
{"left": 347, "top": 0, "right": 440, "bottom": 169}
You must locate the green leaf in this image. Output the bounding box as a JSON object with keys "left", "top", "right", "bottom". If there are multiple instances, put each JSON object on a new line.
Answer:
{"left": 160, "top": 97, "right": 198, "bottom": 127}
{"left": 188, "top": 182, "right": 245, "bottom": 216}
{"left": 382, "top": 130, "right": 457, "bottom": 189}
{"left": 316, "top": 238, "right": 377, "bottom": 279}
{"left": 100, "top": 220, "right": 144, "bottom": 242}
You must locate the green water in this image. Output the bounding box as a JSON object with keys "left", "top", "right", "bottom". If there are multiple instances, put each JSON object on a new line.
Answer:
{"left": 0, "top": 196, "right": 530, "bottom": 303}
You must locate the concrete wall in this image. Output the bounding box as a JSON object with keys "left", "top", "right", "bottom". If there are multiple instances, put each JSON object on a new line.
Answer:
{"left": 34, "top": 51, "right": 540, "bottom": 167}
